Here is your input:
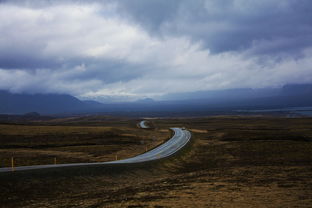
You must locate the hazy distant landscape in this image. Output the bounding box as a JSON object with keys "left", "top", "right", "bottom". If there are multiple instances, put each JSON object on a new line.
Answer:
{"left": 1, "top": 84, "right": 312, "bottom": 116}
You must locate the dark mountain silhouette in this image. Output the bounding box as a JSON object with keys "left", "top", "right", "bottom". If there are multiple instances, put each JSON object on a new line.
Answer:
{"left": 0, "top": 91, "right": 93, "bottom": 114}
{"left": 82, "top": 100, "right": 106, "bottom": 108}
{"left": 160, "top": 84, "right": 312, "bottom": 109}
{"left": 0, "top": 84, "right": 312, "bottom": 115}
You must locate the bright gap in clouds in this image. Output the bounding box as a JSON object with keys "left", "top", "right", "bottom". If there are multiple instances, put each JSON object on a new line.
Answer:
{"left": 0, "top": 1, "right": 312, "bottom": 102}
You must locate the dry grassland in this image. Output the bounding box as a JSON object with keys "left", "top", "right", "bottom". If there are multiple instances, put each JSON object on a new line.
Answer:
{"left": 0, "top": 116, "right": 311, "bottom": 208}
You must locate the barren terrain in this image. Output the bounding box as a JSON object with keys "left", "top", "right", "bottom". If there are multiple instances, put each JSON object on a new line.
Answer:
{"left": 0, "top": 116, "right": 312, "bottom": 208}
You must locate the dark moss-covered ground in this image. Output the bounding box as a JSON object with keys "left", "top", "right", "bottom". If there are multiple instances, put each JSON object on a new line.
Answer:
{"left": 0, "top": 116, "right": 312, "bottom": 207}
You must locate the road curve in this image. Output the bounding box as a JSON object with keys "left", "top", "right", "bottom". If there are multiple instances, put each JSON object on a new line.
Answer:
{"left": 0, "top": 128, "right": 191, "bottom": 173}
{"left": 139, "top": 120, "right": 149, "bottom": 129}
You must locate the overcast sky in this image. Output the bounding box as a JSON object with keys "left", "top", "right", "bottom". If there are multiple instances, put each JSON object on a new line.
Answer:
{"left": 0, "top": 0, "right": 312, "bottom": 101}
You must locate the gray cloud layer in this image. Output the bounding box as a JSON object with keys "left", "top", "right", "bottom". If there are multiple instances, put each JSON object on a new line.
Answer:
{"left": 117, "top": 0, "right": 312, "bottom": 54}
{"left": 0, "top": 0, "right": 312, "bottom": 101}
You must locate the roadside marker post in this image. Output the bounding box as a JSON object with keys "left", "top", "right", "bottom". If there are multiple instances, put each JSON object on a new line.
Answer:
{"left": 11, "top": 157, "right": 14, "bottom": 172}
{"left": 145, "top": 146, "right": 148, "bottom": 152}
{"left": 54, "top": 157, "right": 57, "bottom": 165}
{"left": 115, "top": 154, "right": 118, "bottom": 161}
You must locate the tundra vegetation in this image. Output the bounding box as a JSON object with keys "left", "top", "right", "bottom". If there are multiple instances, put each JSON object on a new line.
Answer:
{"left": 0, "top": 116, "right": 311, "bottom": 208}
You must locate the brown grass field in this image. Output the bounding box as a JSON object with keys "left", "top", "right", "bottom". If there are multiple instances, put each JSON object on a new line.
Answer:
{"left": 0, "top": 116, "right": 312, "bottom": 208}
{"left": 0, "top": 118, "right": 169, "bottom": 167}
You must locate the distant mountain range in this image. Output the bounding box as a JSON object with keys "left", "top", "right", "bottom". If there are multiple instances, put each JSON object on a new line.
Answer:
{"left": 1, "top": 84, "right": 312, "bottom": 115}
{"left": 160, "top": 84, "right": 312, "bottom": 109}
{"left": 0, "top": 91, "right": 98, "bottom": 114}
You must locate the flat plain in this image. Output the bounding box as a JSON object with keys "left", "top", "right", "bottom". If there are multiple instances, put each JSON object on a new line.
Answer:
{"left": 0, "top": 116, "right": 312, "bottom": 208}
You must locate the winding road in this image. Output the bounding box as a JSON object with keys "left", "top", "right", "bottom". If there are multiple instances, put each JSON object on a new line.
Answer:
{"left": 139, "top": 120, "right": 149, "bottom": 128}
{"left": 0, "top": 123, "right": 191, "bottom": 173}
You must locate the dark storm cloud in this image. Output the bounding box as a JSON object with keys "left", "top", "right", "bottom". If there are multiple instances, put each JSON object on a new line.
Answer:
{"left": 67, "top": 59, "right": 150, "bottom": 84}
{"left": 3, "top": 0, "right": 312, "bottom": 56}
{"left": 0, "top": 0, "right": 312, "bottom": 101}
{"left": 112, "top": 0, "right": 312, "bottom": 55}
{"left": 0, "top": 48, "right": 61, "bottom": 69}
{"left": 113, "top": 0, "right": 181, "bottom": 32}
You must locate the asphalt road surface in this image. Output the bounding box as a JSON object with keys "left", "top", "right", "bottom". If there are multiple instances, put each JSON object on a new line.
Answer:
{"left": 139, "top": 120, "right": 149, "bottom": 128}
{"left": 0, "top": 128, "right": 191, "bottom": 173}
